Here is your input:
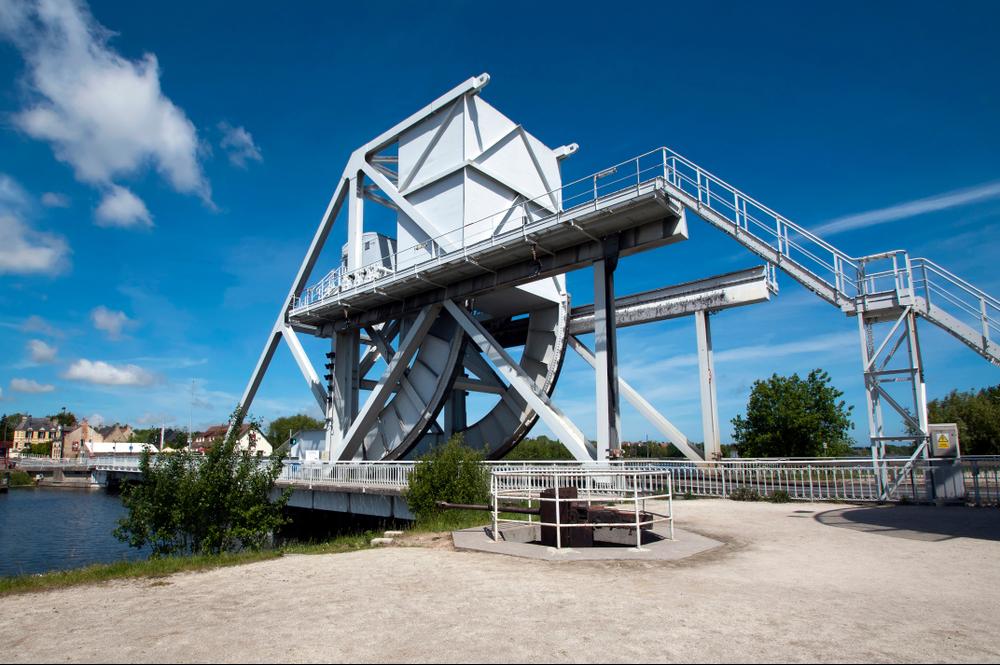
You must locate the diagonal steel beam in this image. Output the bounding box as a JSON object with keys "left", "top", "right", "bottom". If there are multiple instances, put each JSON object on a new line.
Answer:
{"left": 281, "top": 325, "right": 329, "bottom": 414}
{"left": 334, "top": 305, "right": 441, "bottom": 460}
{"left": 443, "top": 299, "right": 592, "bottom": 461}
{"left": 236, "top": 174, "right": 349, "bottom": 418}
{"left": 568, "top": 335, "right": 704, "bottom": 462}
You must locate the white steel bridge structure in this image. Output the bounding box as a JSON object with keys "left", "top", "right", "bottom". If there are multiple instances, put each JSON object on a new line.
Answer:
{"left": 238, "top": 73, "right": 999, "bottom": 495}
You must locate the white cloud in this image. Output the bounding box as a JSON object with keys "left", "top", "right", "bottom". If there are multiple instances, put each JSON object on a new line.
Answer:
{"left": 95, "top": 185, "right": 152, "bottom": 228}
{"left": 40, "top": 191, "right": 70, "bottom": 207}
{"left": 0, "top": 213, "right": 69, "bottom": 275}
{"left": 0, "top": 173, "right": 69, "bottom": 276}
{"left": 626, "top": 331, "right": 857, "bottom": 375}
{"left": 90, "top": 305, "right": 133, "bottom": 339}
{"left": 21, "top": 314, "right": 60, "bottom": 337}
{"left": 10, "top": 377, "right": 55, "bottom": 393}
{"left": 218, "top": 122, "right": 263, "bottom": 168}
{"left": 86, "top": 412, "right": 104, "bottom": 427}
{"left": 0, "top": 173, "right": 31, "bottom": 211}
{"left": 813, "top": 181, "right": 1000, "bottom": 236}
{"left": 63, "top": 359, "right": 155, "bottom": 386}
{"left": 0, "top": 0, "right": 212, "bottom": 208}
{"left": 27, "top": 338, "right": 57, "bottom": 363}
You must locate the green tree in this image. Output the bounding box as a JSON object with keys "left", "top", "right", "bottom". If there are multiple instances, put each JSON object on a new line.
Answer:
{"left": 927, "top": 386, "right": 1000, "bottom": 455}
{"left": 404, "top": 434, "right": 489, "bottom": 520}
{"left": 115, "top": 408, "right": 290, "bottom": 556}
{"left": 266, "top": 414, "right": 324, "bottom": 447}
{"left": 26, "top": 440, "right": 53, "bottom": 456}
{"left": 732, "top": 370, "right": 854, "bottom": 458}
{"left": 0, "top": 413, "right": 25, "bottom": 442}
{"left": 505, "top": 435, "right": 574, "bottom": 460}
{"left": 48, "top": 409, "right": 77, "bottom": 428}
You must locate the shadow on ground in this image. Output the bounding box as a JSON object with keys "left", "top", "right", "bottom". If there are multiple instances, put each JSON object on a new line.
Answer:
{"left": 815, "top": 505, "right": 1000, "bottom": 542}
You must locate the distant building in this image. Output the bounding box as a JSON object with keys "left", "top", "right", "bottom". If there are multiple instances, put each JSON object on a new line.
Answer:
{"left": 12, "top": 416, "right": 62, "bottom": 454}
{"left": 97, "top": 423, "right": 133, "bottom": 443}
{"left": 193, "top": 424, "right": 273, "bottom": 456}
{"left": 287, "top": 429, "right": 326, "bottom": 459}
{"left": 0, "top": 440, "right": 10, "bottom": 468}
{"left": 54, "top": 420, "right": 104, "bottom": 459}
{"left": 84, "top": 440, "right": 158, "bottom": 456}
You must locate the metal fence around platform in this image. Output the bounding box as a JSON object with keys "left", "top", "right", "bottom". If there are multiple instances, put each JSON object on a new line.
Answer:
{"left": 38, "top": 454, "right": 1000, "bottom": 506}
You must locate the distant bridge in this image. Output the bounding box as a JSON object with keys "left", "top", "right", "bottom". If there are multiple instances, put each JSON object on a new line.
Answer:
{"left": 12, "top": 455, "right": 1000, "bottom": 513}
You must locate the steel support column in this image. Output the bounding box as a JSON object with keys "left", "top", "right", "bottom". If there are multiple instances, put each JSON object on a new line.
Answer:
{"left": 330, "top": 328, "right": 360, "bottom": 456}
{"left": 593, "top": 244, "right": 621, "bottom": 461}
{"left": 695, "top": 310, "right": 722, "bottom": 461}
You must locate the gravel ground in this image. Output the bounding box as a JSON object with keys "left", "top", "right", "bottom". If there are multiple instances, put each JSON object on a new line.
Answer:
{"left": 4, "top": 500, "right": 999, "bottom": 663}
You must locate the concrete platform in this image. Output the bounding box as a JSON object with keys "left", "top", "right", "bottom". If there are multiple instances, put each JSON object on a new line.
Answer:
{"left": 452, "top": 522, "right": 722, "bottom": 561}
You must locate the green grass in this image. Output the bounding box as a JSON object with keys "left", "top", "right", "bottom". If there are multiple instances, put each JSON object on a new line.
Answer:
{"left": 0, "top": 509, "right": 519, "bottom": 597}
{"left": 0, "top": 531, "right": 377, "bottom": 598}
{"left": 0, "top": 550, "right": 281, "bottom": 597}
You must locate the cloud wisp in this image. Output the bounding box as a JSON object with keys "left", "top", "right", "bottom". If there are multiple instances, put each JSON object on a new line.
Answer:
{"left": 813, "top": 180, "right": 1000, "bottom": 237}
{"left": 219, "top": 122, "right": 263, "bottom": 168}
{"left": 0, "top": 172, "right": 70, "bottom": 276}
{"left": 0, "top": 0, "right": 213, "bottom": 225}
{"left": 27, "top": 339, "right": 57, "bottom": 363}
{"left": 10, "top": 377, "right": 55, "bottom": 393}
{"left": 63, "top": 359, "right": 155, "bottom": 386}
{"left": 90, "top": 305, "right": 134, "bottom": 339}
{"left": 95, "top": 185, "right": 152, "bottom": 228}
{"left": 40, "top": 191, "right": 70, "bottom": 208}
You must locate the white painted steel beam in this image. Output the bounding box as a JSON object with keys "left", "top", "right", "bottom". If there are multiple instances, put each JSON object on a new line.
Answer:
{"left": 358, "top": 74, "right": 489, "bottom": 157}
{"left": 334, "top": 305, "right": 441, "bottom": 461}
{"left": 568, "top": 336, "right": 703, "bottom": 461}
{"left": 695, "top": 310, "right": 722, "bottom": 461}
{"left": 237, "top": 173, "right": 350, "bottom": 418}
{"left": 593, "top": 256, "right": 621, "bottom": 460}
{"left": 442, "top": 299, "right": 592, "bottom": 461}
{"left": 281, "top": 325, "right": 328, "bottom": 413}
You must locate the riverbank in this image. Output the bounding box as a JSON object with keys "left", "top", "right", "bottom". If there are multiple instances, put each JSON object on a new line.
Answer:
{"left": 0, "top": 510, "right": 485, "bottom": 596}
{"left": 0, "top": 534, "right": 373, "bottom": 596}
{"left": 4, "top": 501, "right": 1000, "bottom": 662}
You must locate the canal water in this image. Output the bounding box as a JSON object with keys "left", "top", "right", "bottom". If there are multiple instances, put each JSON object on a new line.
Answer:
{"left": 0, "top": 488, "right": 147, "bottom": 578}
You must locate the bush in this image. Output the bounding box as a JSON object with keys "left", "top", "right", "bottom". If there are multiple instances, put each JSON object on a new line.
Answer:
{"left": 768, "top": 490, "right": 791, "bottom": 503}
{"left": 404, "top": 434, "right": 489, "bottom": 521}
{"left": 729, "top": 486, "right": 761, "bottom": 502}
{"left": 115, "top": 408, "right": 290, "bottom": 557}
{"left": 5, "top": 470, "right": 33, "bottom": 487}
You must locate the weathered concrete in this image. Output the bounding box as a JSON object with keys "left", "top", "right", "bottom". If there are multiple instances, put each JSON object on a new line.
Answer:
{"left": 452, "top": 522, "right": 721, "bottom": 561}
{"left": 4, "top": 500, "right": 1000, "bottom": 663}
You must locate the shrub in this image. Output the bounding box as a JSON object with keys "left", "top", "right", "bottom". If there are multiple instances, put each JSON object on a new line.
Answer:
{"left": 729, "top": 486, "right": 761, "bottom": 502}
{"left": 404, "top": 434, "right": 489, "bottom": 521}
{"left": 768, "top": 490, "right": 791, "bottom": 503}
{"left": 5, "top": 470, "right": 33, "bottom": 487}
{"left": 115, "top": 408, "right": 290, "bottom": 556}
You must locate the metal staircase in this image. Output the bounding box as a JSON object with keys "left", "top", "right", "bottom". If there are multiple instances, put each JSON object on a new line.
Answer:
{"left": 652, "top": 147, "right": 1000, "bottom": 365}
{"left": 641, "top": 146, "right": 998, "bottom": 495}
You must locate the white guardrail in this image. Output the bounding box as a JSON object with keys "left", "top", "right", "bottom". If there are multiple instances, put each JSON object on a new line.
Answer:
{"left": 291, "top": 146, "right": 999, "bottom": 359}
{"left": 27, "top": 454, "right": 1000, "bottom": 506}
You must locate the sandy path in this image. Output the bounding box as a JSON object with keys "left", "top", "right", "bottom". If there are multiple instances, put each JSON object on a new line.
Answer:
{"left": 4, "top": 500, "right": 999, "bottom": 663}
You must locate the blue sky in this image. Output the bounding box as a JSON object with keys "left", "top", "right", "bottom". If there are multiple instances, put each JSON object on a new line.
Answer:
{"left": 1, "top": 0, "right": 998, "bottom": 446}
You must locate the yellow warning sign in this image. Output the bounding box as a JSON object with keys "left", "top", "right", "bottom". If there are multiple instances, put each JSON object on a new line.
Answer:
{"left": 937, "top": 434, "right": 950, "bottom": 449}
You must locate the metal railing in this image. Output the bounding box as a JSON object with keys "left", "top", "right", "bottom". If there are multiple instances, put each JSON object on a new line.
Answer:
{"left": 16, "top": 453, "right": 993, "bottom": 506}
{"left": 291, "top": 146, "right": 1000, "bottom": 364}
{"left": 491, "top": 467, "right": 674, "bottom": 549}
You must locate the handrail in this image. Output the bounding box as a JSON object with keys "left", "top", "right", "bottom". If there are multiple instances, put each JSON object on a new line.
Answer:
{"left": 289, "top": 146, "right": 999, "bottom": 362}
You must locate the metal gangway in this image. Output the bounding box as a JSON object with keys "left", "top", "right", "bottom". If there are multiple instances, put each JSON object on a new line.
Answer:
{"left": 290, "top": 144, "right": 998, "bottom": 491}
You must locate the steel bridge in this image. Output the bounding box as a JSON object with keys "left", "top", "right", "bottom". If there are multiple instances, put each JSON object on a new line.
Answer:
{"left": 25, "top": 455, "right": 999, "bottom": 516}
{"left": 237, "top": 73, "right": 998, "bottom": 500}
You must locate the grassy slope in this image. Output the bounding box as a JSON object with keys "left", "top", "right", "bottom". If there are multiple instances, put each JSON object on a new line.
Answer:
{"left": 0, "top": 513, "right": 499, "bottom": 597}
